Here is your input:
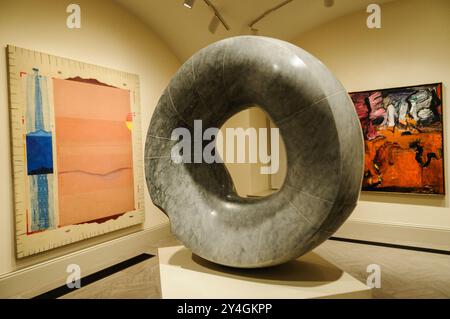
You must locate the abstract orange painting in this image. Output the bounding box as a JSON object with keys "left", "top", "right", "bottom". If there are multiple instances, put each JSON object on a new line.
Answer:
{"left": 54, "top": 78, "right": 135, "bottom": 226}
{"left": 350, "top": 83, "right": 444, "bottom": 194}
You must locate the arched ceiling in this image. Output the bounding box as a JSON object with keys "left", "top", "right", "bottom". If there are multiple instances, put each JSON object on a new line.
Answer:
{"left": 115, "top": 0, "right": 396, "bottom": 62}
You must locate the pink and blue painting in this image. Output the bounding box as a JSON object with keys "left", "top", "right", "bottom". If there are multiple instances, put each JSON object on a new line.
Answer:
{"left": 8, "top": 45, "right": 145, "bottom": 258}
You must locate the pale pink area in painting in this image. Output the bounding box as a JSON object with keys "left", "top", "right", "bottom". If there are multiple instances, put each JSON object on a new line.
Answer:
{"left": 53, "top": 79, "right": 135, "bottom": 227}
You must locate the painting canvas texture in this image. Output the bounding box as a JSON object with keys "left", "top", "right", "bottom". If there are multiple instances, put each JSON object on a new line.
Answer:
{"left": 350, "top": 83, "right": 444, "bottom": 194}
{"left": 8, "top": 46, "right": 144, "bottom": 258}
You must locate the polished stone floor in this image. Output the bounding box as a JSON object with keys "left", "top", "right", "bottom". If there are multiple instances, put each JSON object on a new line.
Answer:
{"left": 61, "top": 234, "right": 450, "bottom": 299}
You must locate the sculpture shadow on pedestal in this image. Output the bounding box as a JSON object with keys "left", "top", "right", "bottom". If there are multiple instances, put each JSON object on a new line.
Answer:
{"left": 167, "top": 247, "right": 344, "bottom": 287}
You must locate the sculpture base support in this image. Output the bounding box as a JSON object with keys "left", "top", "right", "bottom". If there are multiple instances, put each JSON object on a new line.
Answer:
{"left": 158, "top": 246, "right": 372, "bottom": 299}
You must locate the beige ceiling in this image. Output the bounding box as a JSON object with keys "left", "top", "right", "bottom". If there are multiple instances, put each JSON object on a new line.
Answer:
{"left": 115, "top": 0, "right": 395, "bottom": 62}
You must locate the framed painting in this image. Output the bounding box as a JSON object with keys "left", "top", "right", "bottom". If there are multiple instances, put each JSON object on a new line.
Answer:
{"left": 350, "top": 83, "right": 444, "bottom": 195}
{"left": 7, "top": 46, "right": 145, "bottom": 258}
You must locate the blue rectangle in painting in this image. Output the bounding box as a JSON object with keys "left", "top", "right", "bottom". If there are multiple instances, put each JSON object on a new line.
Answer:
{"left": 26, "top": 130, "right": 53, "bottom": 175}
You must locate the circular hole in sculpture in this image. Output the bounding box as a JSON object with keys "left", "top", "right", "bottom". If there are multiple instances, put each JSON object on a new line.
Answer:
{"left": 217, "top": 106, "right": 287, "bottom": 198}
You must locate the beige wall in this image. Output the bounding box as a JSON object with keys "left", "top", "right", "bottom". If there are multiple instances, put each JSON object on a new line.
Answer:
{"left": 220, "top": 109, "right": 253, "bottom": 197}
{"left": 0, "top": 0, "right": 180, "bottom": 275}
{"left": 248, "top": 108, "right": 273, "bottom": 195}
{"left": 220, "top": 107, "right": 278, "bottom": 197}
{"left": 294, "top": 0, "right": 450, "bottom": 249}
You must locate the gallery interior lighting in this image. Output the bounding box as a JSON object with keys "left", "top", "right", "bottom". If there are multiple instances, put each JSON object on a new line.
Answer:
{"left": 184, "top": 0, "right": 230, "bottom": 33}
{"left": 183, "top": 0, "right": 231, "bottom": 34}
{"left": 183, "top": 0, "right": 195, "bottom": 9}
{"left": 203, "top": 0, "right": 230, "bottom": 32}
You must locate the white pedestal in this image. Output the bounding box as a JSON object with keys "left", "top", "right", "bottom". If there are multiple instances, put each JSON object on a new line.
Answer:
{"left": 158, "top": 246, "right": 372, "bottom": 299}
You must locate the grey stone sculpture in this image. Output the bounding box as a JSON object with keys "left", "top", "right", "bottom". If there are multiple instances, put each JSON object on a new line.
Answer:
{"left": 145, "top": 36, "right": 364, "bottom": 268}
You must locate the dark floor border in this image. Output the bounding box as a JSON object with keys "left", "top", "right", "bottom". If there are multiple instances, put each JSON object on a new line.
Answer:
{"left": 33, "top": 253, "right": 155, "bottom": 299}
{"left": 329, "top": 236, "right": 450, "bottom": 255}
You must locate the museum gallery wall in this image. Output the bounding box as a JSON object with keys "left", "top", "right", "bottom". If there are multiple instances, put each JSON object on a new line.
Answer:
{"left": 0, "top": 0, "right": 448, "bottom": 281}
{"left": 292, "top": 0, "right": 450, "bottom": 252}
{"left": 7, "top": 46, "right": 145, "bottom": 258}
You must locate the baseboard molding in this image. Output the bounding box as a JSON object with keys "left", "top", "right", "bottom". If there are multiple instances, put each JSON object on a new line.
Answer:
{"left": 2, "top": 219, "right": 448, "bottom": 298}
{"left": 335, "top": 219, "right": 450, "bottom": 252}
{"left": 34, "top": 253, "right": 155, "bottom": 299}
{"left": 0, "top": 223, "right": 170, "bottom": 299}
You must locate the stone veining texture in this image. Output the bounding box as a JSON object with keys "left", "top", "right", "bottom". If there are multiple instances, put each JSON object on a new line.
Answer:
{"left": 145, "top": 36, "right": 364, "bottom": 268}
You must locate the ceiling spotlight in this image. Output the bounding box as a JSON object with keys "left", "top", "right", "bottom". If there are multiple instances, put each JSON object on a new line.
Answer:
{"left": 208, "top": 15, "right": 220, "bottom": 34}
{"left": 183, "top": 0, "right": 195, "bottom": 9}
{"left": 324, "top": 0, "right": 334, "bottom": 7}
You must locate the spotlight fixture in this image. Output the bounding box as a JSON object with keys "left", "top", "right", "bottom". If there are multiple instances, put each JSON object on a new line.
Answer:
{"left": 183, "top": 0, "right": 195, "bottom": 9}
{"left": 204, "top": 0, "right": 230, "bottom": 31}
{"left": 182, "top": 0, "right": 230, "bottom": 33}
{"left": 208, "top": 15, "right": 220, "bottom": 34}
{"left": 324, "top": 0, "right": 334, "bottom": 7}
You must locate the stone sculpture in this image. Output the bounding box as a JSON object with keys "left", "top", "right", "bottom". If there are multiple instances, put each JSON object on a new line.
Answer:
{"left": 145, "top": 36, "right": 364, "bottom": 268}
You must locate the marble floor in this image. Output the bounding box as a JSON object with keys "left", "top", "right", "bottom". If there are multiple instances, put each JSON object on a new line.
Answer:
{"left": 61, "top": 235, "right": 450, "bottom": 299}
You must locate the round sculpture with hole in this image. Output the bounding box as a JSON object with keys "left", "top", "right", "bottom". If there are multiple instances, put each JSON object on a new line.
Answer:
{"left": 145, "top": 36, "right": 364, "bottom": 268}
